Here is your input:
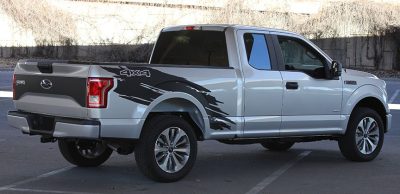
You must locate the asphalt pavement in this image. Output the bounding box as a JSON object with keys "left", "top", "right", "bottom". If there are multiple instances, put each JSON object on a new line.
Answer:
{"left": 0, "top": 70, "right": 399, "bottom": 194}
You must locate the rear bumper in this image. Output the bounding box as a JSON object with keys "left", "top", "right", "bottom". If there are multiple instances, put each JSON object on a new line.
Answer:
{"left": 7, "top": 111, "right": 144, "bottom": 139}
{"left": 7, "top": 111, "right": 100, "bottom": 139}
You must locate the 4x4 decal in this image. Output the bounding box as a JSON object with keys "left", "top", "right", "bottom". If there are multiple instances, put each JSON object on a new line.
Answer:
{"left": 120, "top": 68, "right": 151, "bottom": 77}
{"left": 102, "top": 65, "right": 235, "bottom": 130}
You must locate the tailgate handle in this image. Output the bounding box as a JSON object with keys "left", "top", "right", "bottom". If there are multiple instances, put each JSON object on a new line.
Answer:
{"left": 37, "top": 62, "right": 53, "bottom": 73}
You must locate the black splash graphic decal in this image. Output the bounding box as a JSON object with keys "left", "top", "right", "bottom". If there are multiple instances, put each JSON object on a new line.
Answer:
{"left": 101, "top": 65, "right": 235, "bottom": 130}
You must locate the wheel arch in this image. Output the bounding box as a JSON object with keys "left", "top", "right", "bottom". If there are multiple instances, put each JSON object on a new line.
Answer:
{"left": 348, "top": 97, "right": 388, "bottom": 133}
{"left": 138, "top": 92, "right": 210, "bottom": 140}
{"left": 344, "top": 85, "right": 389, "bottom": 132}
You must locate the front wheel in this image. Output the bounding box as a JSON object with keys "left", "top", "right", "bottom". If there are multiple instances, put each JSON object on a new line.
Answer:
{"left": 58, "top": 139, "right": 113, "bottom": 167}
{"left": 135, "top": 115, "right": 197, "bottom": 182}
{"left": 338, "top": 107, "right": 384, "bottom": 162}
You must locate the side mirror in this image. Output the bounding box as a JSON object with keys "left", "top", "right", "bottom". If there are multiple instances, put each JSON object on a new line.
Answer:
{"left": 330, "top": 61, "right": 342, "bottom": 79}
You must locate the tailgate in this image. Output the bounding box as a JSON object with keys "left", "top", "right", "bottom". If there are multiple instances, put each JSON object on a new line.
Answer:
{"left": 13, "top": 60, "right": 90, "bottom": 118}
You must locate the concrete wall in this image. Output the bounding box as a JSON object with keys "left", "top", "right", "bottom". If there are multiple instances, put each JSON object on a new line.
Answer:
{"left": 2, "top": 35, "right": 398, "bottom": 70}
{"left": 313, "top": 35, "right": 399, "bottom": 70}
{"left": 0, "top": 44, "right": 153, "bottom": 62}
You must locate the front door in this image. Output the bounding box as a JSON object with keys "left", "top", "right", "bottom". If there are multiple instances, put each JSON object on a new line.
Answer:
{"left": 274, "top": 35, "right": 343, "bottom": 136}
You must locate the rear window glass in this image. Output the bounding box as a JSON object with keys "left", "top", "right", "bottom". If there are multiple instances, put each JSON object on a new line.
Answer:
{"left": 150, "top": 30, "right": 229, "bottom": 67}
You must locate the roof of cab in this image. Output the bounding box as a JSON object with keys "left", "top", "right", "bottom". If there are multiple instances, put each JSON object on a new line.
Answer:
{"left": 162, "top": 24, "right": 299, "bottom": 36}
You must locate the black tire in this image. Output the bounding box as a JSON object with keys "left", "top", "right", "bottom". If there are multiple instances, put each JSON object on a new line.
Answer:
{"left": 135, "top": 115, "right": 197, "bottom": 182}
{"left": 261, "top": 141, "right": 295, "bottom": 151}
{"left": 338, "top": 107, "right": 384, "bottom": 162}
{"left": 58, "top": 139, "right": 113, "bottom": 167}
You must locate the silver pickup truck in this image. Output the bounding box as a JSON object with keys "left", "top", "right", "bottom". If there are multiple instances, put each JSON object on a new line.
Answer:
{"left": 8, "top": 25, "right": 392, "bottom": 182}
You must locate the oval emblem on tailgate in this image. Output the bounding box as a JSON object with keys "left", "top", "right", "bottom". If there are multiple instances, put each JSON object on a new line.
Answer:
{"left": 40, "top": 79, "right": 53, "bottom": 89}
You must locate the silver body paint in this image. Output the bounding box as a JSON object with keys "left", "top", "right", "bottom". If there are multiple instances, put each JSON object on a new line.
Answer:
{"left": 8, "top": 25, "right": 391, "bottom": 140}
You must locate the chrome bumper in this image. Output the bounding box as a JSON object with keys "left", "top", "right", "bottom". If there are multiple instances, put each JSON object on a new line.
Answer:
{"left": 7, "top": 111, "right": 100, "bottom": 139}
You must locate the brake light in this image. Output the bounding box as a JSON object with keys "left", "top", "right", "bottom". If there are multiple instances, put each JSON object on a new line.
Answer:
{"left": 86, "top": 78, "right": 113, "bottom": 108}
{"left": 184, "top": 26, "right": 200, "bottom": 31}
{"left": 185, "top": 26, "right": 195, "bottom": 30}
{"left": 12, "top": 74, "right": 16, "bottom": 100}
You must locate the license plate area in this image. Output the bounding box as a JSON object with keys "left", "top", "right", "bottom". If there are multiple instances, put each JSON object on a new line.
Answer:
{"left": 29, "top": 114, "right": 55, "bottom": 132}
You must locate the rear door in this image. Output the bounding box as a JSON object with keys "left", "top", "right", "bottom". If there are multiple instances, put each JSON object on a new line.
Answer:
{"left": 272, "top": 34, "right": 343, "bottom": 136}
{"left": 13, "top": 60, "right": 90, "bottom": 118}
{"left": 237, "top": 30, "right": 284, "bottom": 138}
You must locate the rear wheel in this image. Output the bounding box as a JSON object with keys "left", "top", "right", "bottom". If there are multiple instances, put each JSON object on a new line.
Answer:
{"left": 58, "top": 139, "right": 113, "bottom": 167}
{"left": 135, "top": 115, "right": 197, "bottom": 182}
{"left": 261, "top": 141, "right": 295, "bottom": 151}
{"left": 338, "top": 107, "right": 384, "bottom": 162}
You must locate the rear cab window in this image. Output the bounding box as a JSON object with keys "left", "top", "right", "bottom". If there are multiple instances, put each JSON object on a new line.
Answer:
{"left": 243, "top": 33, "right": 271, "bottom": 70}
{"left": 151, "top": 30, "right": 229, "bottom": 67}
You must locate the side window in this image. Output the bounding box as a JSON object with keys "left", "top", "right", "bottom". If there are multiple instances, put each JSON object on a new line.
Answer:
{"left": 244, "top": 33, "right": 271, "bottom": 70}
{"left": 277, "top": 36, "right": 327, "bottom": 78}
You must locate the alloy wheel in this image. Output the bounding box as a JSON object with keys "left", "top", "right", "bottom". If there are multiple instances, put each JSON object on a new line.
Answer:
{"left": 355, "top": 117, "right": 380, "bottom": 155}
{"left": 154, "top": 127, "right": 190, "bottom": 173}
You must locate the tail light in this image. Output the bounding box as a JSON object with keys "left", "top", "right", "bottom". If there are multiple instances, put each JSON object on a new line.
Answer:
{"left": 12, "top": 74, "right": 16, "bottom": 100}
{"left": 86, "top": 78, "right": 113, "bottom": 108}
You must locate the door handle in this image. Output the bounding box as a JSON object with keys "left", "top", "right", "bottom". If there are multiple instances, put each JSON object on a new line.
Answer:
{"left": 286, "top": 82, "right": 299, "bottom": 90}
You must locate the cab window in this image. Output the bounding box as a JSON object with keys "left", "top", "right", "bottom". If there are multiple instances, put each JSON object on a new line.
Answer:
{"left": 277, "top": 36, "right": 327, "bottom": 78}
{"left": 244, "top": 33, "right": 271, "bottom": 70}
{"left": 151, "top": 30, "right": 229, "bottom": 67}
